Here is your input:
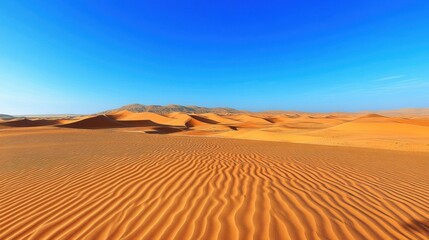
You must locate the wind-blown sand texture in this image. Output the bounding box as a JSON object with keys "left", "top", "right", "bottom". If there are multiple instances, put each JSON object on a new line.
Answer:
{"left": 0, "top": 111, "right": 428, "bottom": 239}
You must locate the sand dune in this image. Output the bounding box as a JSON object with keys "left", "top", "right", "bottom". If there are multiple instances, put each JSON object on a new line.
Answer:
{"left": 217, "top": 117, "right": 429, "bottom": 152}
{"left": 108, "top": 110, "right": 174, "bottom": 125}
{"left": 165, "top": 112, "right": 185, "bottom": 118}
{"left": 263, "top": 115, "right": 292, "bottom": 123}
{"left": 354, "top": 114, "right": 429, "bottom": 127}
{"left": 228, "top": 114, "right": 272, "bottom": 124}
{"left": 165, "top": 113, "right": 215, "bottom": 128}
{"left": 330, "top": 119, "right": 429, "bottom": 136}
{"left": 144, "top": 126, "right": 184, "bottom": 134}
{"left": 0, "top": 128, "right": 428, "bottom": 239}
{"left": 399, "top": 118, "right": 429, "bottom": 127}
{"left": 0, "top": 119, "right": 60, "bottom": 127}
{"left": 275, "top": 116, "right": 345, "bottom": 129}
{"left": 184, "top": 118, "right": 209, "bottom": 128}
{"left": 200, "top": 113, "right": 240, "bottom": 124}
{"left": 105, "top": 110, "right": 134, "bottom": 119}
{"left": 3, "top": 112, "right": 429, "bottom": 152}
{"left": 58, "top": 115, "right": 127, "bottom": 129}
{"left": 189, "top": 115, "right": 219, "bottom": 124}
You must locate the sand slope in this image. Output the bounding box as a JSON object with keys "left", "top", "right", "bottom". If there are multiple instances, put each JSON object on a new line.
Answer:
{"left": 228, "top": 114, "right": 272, "bottom": 124}
{"left": 165, "top": 113, "right": 214, "bottom": 128}
{"left": 0, "top": 128, "right": 428, "bottom": 239}
{"left": 200, "top": 113, "right": 240, "bottom": 124}
{"left": 2, "top": 112, "right": 429, "bottom": 152}
{"left": 108, "top": 110, "right": 174, "bottom": 125}
{"left": 58, "top": 115, "right": 127, "bottom": 129}
{"left": 0, "top": 119, "right": 60, "bottom": 127}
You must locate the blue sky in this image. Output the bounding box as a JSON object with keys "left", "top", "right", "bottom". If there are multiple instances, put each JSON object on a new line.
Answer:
{"left": 1, "top": 1, "right": 428, "bottom": 114}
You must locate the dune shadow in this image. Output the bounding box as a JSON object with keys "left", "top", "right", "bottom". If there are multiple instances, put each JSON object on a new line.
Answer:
{"left": 58, "top": 124, "right": 127, "bottom": 129}
{"left": 402, "top": 219, "right": 429, "bottom": 237}
{"left": 117, "top": 120, "right": 164, "bottom": 127}
{"left": 56, "top": 115, "right": 172, "bottom": 129}
{"left": 58, "top": 120, "right": 167, "bottom": 129}
{"left": 263, "top": 118, "right": 278, "bottom": 123}
{"left": 145, "top": 127, "right": 183, "bottom": 134}
{"left": 189, "top": 115, "right": 219, "bottom": 124}
{"left": 1, "top": 119, "right": 60, "bottom": 127}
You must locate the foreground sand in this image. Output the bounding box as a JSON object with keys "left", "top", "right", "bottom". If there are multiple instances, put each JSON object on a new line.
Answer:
{"left": 1, "top": 127, "right": 428, "bottom": 239}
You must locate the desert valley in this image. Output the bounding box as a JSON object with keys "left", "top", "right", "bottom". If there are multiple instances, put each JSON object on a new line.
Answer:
{"left": 1, "top": 105, "right": 428, "bottom": 239}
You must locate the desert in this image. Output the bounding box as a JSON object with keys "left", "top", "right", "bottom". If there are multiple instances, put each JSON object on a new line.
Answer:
{"left": 1, "top": 106, "right": 428, "bottom": 239}
{"left": 2, "top": 1, "right": 429, "bottom": 239}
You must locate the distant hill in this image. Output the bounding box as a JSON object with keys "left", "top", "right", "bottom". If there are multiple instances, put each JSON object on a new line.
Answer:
{"left": 13, "top": 114, "right": 81, "bottom": 119}
{"left": 104, "top": 105, "right": 429, "bottom": 117}
{"left": 261, "top": 108, "right": 429, "bottom": 118}
{"left": 104, "top": 104, "right": 243, "bottom": 115}
{"left": 0, "top": 114, "right": 14, "bottom": 120}
{"left": 371, "top": 108, "right": 429, "bottom": 117}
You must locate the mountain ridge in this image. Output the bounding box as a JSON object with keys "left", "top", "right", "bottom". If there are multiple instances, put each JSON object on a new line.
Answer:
{"left": 103, "top": 104, "right": 244, "bottom": 114}
{"left": 0, "top": 114, "right": 14, "bottom": 119}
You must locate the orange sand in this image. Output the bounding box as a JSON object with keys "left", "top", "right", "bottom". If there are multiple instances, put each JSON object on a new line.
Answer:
{"left": 3, "top": 111, "right": 428, "bottom": 152}
{"left": 0, "top": 112, "right": 428, "bottom": 239}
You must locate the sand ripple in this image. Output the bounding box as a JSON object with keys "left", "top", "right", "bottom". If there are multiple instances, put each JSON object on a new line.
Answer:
{"left": 0, "top": 129, "right": 428, "bottom": 239}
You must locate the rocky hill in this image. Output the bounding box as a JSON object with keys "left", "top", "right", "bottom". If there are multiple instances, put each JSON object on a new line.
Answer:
{"left": 104, "top": 104, "right": 243, "bottom": 115}
{"left": 0, "top": 114, "right": 14, "bottom": 119}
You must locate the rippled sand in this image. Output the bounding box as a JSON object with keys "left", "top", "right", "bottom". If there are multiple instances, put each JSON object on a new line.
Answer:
{"left": 1, "top": 128, "right": 428, "bottom": 239}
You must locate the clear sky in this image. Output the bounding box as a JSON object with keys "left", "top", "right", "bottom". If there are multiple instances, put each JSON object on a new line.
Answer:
{"left": 1, "top": 1, "right": 428, "bottom": 114}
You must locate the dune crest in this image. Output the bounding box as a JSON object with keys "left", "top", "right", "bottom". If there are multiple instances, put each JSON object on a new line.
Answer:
{"left": 228, "top": 114, "right": 272, "bottom": 124}
{"left": 2, "top": 111, "right": 429, "bottom": 152}
{"left": 0, "top": 119, "right": 60, "bottom": 127}
{"left": 58, "top": 115, "right": 126, "bottom": 129}
{"left": 108, "top": 110, "right": 173, "bottom": 124}
{"left": 200, "top": 113, "right": 240, "bottom": 124}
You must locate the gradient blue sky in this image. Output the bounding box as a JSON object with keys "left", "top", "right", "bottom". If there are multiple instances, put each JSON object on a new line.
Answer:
{"left": 1, "top": 1, "right": 428, "bottom": 114}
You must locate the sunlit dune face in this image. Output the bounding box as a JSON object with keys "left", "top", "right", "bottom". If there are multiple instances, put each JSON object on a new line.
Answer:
{"left": 1, "top": 112, "right": 429, "bottom": 152}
